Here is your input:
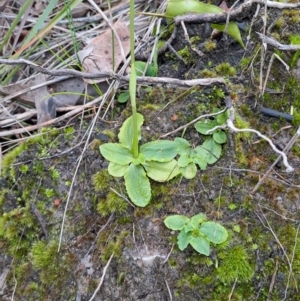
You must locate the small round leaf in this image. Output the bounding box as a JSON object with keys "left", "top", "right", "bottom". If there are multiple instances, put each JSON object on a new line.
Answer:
{"left": 189, "top": 236, "right": 210, "bottom": 256}
{"left": 200, "top": 221, "right": 228, "bottom": 244}
{"left": 213, "top": 130, "right": 227, "bottom": 144}
{"left": 164, "top": 215, "right": 190, "bottom": 230}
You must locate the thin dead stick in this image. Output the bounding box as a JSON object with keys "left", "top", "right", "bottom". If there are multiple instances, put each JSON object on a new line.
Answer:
{"left": 0, "top": 75, "right": 71, "bottom": 104}
{"left": 266, "top": 259, "right": 279, "bottom": 301}
{"left": 258, "top": 204, "right": 300, "bottom": 223}
{"left": 0, "top": 58, "right": 226, "bottom": 86}
{"left": 85, "top": 214, "right": 114, "bottom": 257}
{"left": 214, "top": 167, "right": 300, "bottom": 188}
{"left": 257, "top": 32, "right": 300, "bottom": 51}
{"left": 181, "top": 21, "right": 204, "bottom": 57}
{"left": 0, "top": 110, "right": 36, "bottom": 127}
{"left": 283, "top": 223, "right": 300, "bottom": 300}
{"left": 109, "top": 187, "right": 135, "bottom": 208}
{"left": 0, "top": 143, "right": 2, "bottom": 177}
{"left": 0, "top": 96, "right": 103, "bottom": 137}
{"left": 227, "top": 119, "right": 294, "bottom": 172}
{"left": 30, "top": 202, "right": 49, "bottom": 240}
{"left": 252, "top": 126, "right": 300, "bottom": 193}
{"left": 163, "top": 243, "right": 175, "bottom": 264}
{"left": 88, "top": 253, "right": 114, "bottom": 301}
{"left": 58, "top": 86, "right": 114, "bottom": 252}
{"left": 228, "top": 278, "right": 237, "bottom": 301}
{"left": 256, "top": 206, "right": 295, "bottom": 281}
{"left": 164, "top": 278, "right": 173, "bottom": 301}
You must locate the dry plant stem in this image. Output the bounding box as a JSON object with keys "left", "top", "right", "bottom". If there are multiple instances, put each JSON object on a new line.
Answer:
{"left": 261, "top": 53, "right": 290, "bottom": 96}
{"left": 0, "top": 110, "right": 37, "bottom": 127}
{"left": 158, "top": 24, "right": 178, "bottom": 56}
{"left": 164, "top": 278, "right": 173, "bottom": 301}
{"left": 245, "top": 3, "right": 260, "bottom": 49}
{"left": 109, "top": 187, "right": 135, "bottom": 208}
{"left": 258, "top": 204, "right": 300, "bottom": 222}
{"left": 0, "top": 143, "right": 2, "bottom": 176}
{"left": 57, "top": 91, "right": 111, "bottom": 252}
{"left": 160, "top": 108, "right": 227, "bottom": 138}
{"left": 88, "top": 253, "right": 114, "bottom": 301}
{"left": 215, "top": 167, "right": 300, "bottom": 188}
{"left": 228, "top": 278, "right": 237, "bottom": 301}
{"left": 163, "top": 243, "right": 175, "bottom": 264}
{"left": 84, "top": 214, "right": 114, "bottom": 257}
{"left": 181, "top": 21, "right": 204, "bottom": 57}
{"left": 257, "top": 32, "right": 300, "bottom": 50}
{"left": 227, "top": 119, "right": 294, "bottom": 172}
{"left": 30, "top": 202, "right": 49, "bottom": 240}
{"left": 258, "top": 0, "right": 268, "bottom": 95}
{"left": 266, "top": 259, "right": 278, "bottom": 301}
{"left": 0, "top": 75, "right": 71, "bottom": 104}
{"left": 166, "top": 42, "right": 185, "bottom": 62}
{"left": 283, "top": 224, "right": 300, "bottom": 300}
{"left": 0, "top": 58, "right": 225, "bottom": 86}
{"left": 251, "top": 126, "right": 300, "bottom": 193}
{"left": 0, "top": 96, "right": 103, "bottom": 137}
{"left": 0, "top": 102, "right": 31, "bottom": 134}
{"left": 255, "top": 207, "right": 296, "bottom": 285}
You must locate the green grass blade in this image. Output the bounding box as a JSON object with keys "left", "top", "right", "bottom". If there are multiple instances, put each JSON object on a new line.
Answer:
{"left": 0, "top": 0, "right": 33, "bottom": 52}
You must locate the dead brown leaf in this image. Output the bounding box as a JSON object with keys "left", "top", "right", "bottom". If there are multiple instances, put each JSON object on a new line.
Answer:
{"left": 78, "top": 19, "right": 130, "bottom": 84}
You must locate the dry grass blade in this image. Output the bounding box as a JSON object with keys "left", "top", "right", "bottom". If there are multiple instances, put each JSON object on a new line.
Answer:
{"left": 0, "top": 0, "right": 163, "bottom": 141}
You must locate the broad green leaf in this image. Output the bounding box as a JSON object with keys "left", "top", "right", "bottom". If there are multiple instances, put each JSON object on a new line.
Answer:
{"left": 108, "top": 162, "right": 128, "bottom": 177}
{"left": 124, "top": 164, "right": 151, "bottom": 207}
{"left": 177, "top": 230, "right": 192, "bottom": 250}
{"left": 166, "top": 0, "right": 223, "bottom": 17}
{"left": 196, "top": 138, "right": 222, "bottom": 164}
{"left": 143, "top": 160, "right": 180, "bottom": 181}
{"left": 117, "top": 92, "right": 130, "bottom": 103}
{"left": 189, "top": 236, "right": 210, "bottom": 256}
{"left": 178, "top": 153, "right": 192, "bottom": 167}
{"left": 202, "top": 138, "right": 222, "bottom": 163}
{"left": 194, "top": 120, "right": 217, "bottom": 135}
{"left": 191, "top": 213, "right": 206, "bottom": 227}
{"left": 213, "top": 130, "right": 227, "bottom": 144}
{"left": 174, "top": 137, "right": 190, "bottom": 154}
{"left": 181, "top": 163, "right": 197, "bottom": 179}
{"left": 135, "top": 61, "right": 158, "bottom": 76}
{"left": 118, "top": 113, "right": 144, "bottom": 150}
{"left": 140, "top": 140, "right": 177, "bottom": 162}
{"left": 100, "top": 143, "right": 134, "bottom": 165}
{"left": 164, "top": 215, "right": 190, "bottom": 230}
{"left": 211, "top": 22, "right": 245, "bottom": 49}
{"left": 200, "top": 221, "right": 228, "bottom": 244}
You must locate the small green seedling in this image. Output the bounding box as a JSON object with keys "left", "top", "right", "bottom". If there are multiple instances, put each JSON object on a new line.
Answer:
{"left": 194, "top": 109, "right": 229, "bottom": 144}
{"left": 174, "top": 136, "right": 222, "bottom": 179}
{"left": 164, "top": 213, "right": 228, "bottom": 256}
{"left": 174, "top": 109, "right": 229, "bottom": 179}
{"left": 100, "top": 114, "right": 180, "bottom": 207}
